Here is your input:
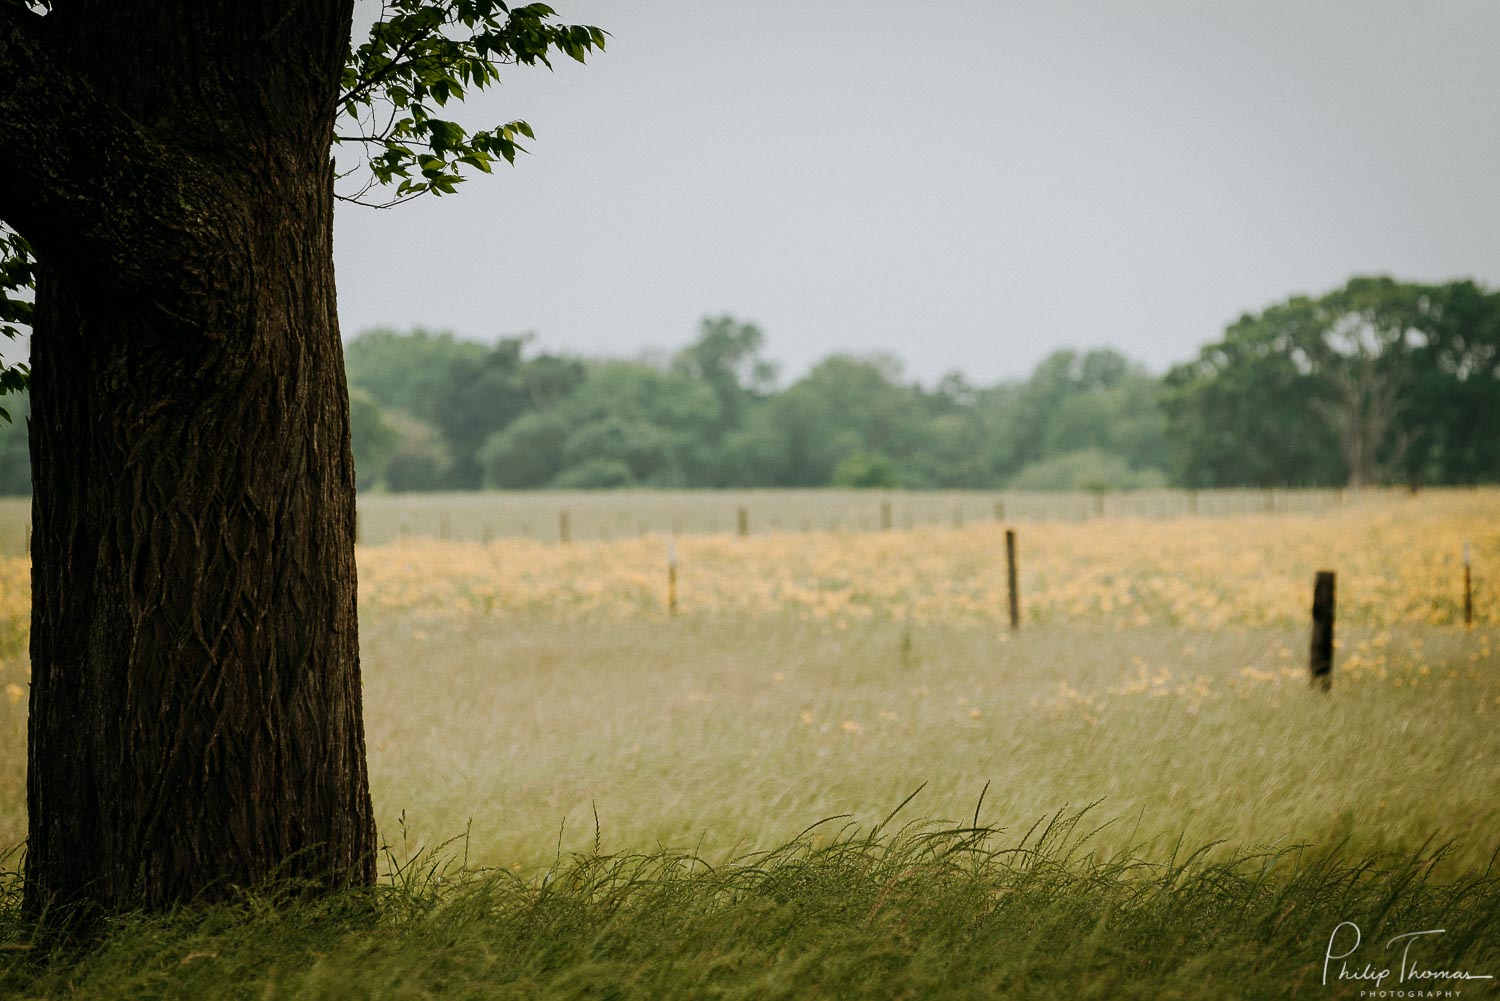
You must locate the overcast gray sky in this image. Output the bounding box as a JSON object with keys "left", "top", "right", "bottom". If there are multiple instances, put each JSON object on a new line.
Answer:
{"left": 332, "top": 0, "right": 1500, "bottom": 385}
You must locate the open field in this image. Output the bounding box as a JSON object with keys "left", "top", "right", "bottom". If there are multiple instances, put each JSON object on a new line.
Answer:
{"left": 0, "top": 489, "right": 1495, "bottom": 865}
{"left": 0, "top": 488, "right": 1496, "bottom": 995}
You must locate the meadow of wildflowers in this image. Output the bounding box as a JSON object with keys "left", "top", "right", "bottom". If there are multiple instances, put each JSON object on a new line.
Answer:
{"left": 0, "top": 488, "right": 1495, "bottom": 874}
{"left": 354, "top": 488, "right": 1496, "bottom": 629}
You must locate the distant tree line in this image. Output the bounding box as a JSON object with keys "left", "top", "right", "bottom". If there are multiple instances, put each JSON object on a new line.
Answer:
{"left": 339, "top": 317, "right": 1172, "bottom": 493}
{"left": 0, "top": 276, "right": 1494, "bottom": 495}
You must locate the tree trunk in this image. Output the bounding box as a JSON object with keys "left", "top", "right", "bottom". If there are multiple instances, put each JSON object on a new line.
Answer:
{"left": 5, "top": 3, "right": 375, "bottom": 919}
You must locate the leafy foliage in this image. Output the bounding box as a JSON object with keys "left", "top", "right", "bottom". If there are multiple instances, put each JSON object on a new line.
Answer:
{"left": 830, "top": 450, "right": 900, "bottom": 489}
{"left": 334, "top": 323, "right": 1176, "bottom": 494}
{"left": 0, "top": 228, "right": 32, "bottom": 423}
{"left": 349, "top": 388, "right": 401, "bottom": 492}
{"left": 336, "top": 1, "right": 606, "bottom": 206}
{"left": 1164, "top": 277, "right": 1500, "bottom": 487}
{"left": 1008, "top": 448, "right": 1167, "bottom": 491}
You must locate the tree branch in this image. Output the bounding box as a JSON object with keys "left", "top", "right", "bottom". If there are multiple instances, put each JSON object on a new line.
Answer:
{"left": 340, "top": 35, "right": 431, "bottom": 107}
{"left": 0, "top": 9, "right": 245, "bottom": 328}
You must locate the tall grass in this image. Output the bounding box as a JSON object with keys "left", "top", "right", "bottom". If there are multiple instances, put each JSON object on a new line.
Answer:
{"left": 339, "top": 616, "right": 1499, "bottom": 876}
{"left": 1, "top": 616, "right": 1496, "bottom": 888}
{"left": 2, "top": 808, "right": 1495, "bottom": 999}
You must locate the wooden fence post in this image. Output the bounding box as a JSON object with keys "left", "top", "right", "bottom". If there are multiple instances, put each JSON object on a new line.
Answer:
{"left": 559, "top": 510, "right": 570, "bottom": 544}
{"left": 1463, "top": 542, "right": 1473, "bottom": 628}
{"left": 1005, "top": 529, "right": 1020, "bottom": 631}
{"left": 737, "top": 506, "right": 749, "bottom": 538}
{"left": 1310, "top": 570, "right": 1336, "bottom": 692}
{"left": 667, "top": 541, "right": 678, "bottom": 618}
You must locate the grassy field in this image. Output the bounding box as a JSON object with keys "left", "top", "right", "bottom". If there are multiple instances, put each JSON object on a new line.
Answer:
{"left": 0, "top": 488, "right": 1496, "bottom": 996}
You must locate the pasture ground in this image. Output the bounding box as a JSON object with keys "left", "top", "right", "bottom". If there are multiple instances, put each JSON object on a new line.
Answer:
{"left": 0, "top": 488, "right": 1496, "bottom": 996}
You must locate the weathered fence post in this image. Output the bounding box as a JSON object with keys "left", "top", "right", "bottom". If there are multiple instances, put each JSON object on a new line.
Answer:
{"left": 1310, "top": 570, "right": 1336, "bottom": 692}
{"left": 559, "top": 510, "right": 570, "bottom": 544}
{"left": 1005, "top": 529, "right": 1020, "bottom": 631}
{"left": 1463, "top": 542, "right": 1474, "bottom": 628}
{"left": 737, "top": 506, "right": 749, "bottom": 538}
{"left": 667, "top": 541, "right": 678, "bottom": 618}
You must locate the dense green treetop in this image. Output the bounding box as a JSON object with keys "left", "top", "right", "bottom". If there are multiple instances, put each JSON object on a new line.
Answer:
{"left": 1165, "top": 276, "right": 1500, "bottom": 487}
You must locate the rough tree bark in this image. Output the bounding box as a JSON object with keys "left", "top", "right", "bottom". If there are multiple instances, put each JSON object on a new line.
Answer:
{"left": 0, "top": 2, "right": 376, "bottom": 917}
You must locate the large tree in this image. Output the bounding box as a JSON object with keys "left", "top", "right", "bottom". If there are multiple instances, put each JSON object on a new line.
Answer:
{"left": 1163, "top": 277, "right": 1500, "bottom": 488}
{"left": 0, "top": 0, "right": 601, "bottom": 920}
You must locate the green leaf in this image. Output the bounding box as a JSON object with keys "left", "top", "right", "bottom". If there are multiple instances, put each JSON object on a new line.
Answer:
{"left": 336, "top": 0, "right": 605, "bottom": 205}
